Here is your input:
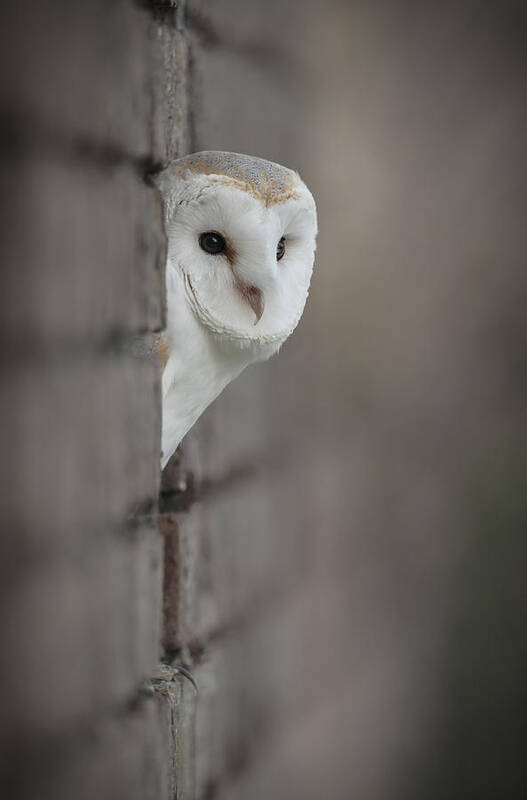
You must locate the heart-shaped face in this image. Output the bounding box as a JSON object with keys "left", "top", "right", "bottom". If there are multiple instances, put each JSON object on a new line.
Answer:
{"left": 157, "top": 151, "right": 318, "bottom": 347}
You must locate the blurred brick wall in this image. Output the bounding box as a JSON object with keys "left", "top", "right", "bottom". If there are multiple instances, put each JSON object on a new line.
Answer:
{"left": 158, "top": 2, "right": 328, "bottom": 798}
{"left": 0, "top": 1, "right": 327, "bottom": 798}
{"left": 2, "top": 2, "right": 525, "bottom": 800}
{"left": 0, "top": 1, "right": 191, "bottom": 797}
{"left": 161, "top": 2, "right": 527, "bottom": 799}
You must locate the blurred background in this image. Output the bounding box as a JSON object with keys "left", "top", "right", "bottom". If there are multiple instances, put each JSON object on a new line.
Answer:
{"left": 1, "top": 1, "right": 526, "bottom": 799}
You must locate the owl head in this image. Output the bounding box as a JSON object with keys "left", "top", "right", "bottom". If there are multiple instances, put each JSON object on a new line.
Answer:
{"left": 155, "top": 151, "right": 317, "bottom": 354}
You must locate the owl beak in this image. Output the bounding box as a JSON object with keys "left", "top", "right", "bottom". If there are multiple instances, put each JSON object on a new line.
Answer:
{"left": 238, "top": 282, "right": 265, "bottom": 325}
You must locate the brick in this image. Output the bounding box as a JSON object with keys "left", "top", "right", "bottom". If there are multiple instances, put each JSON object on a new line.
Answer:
{"left": 160, "top": 508, "right": 201, "bottom": 652}
{"left": 188, "top": 0, "right": 314, "bottom": 176}
{"left": 0, "top": 523, "right": 163, "bottom": 750}
{"left": 189, "top": 0, "right": 313, "bottom": 63}
{"left": 213, "top": 692, "right": 355, "bottom": 800}
{"left": 161, "top": 454, "right": 312, "bottom": 653}
{"left": 191, "top": 43, "right": 306, "bottom": 168}
{"left": 153, "top": 667, "right": 198, "bottom": 800}
{"left": 191, "top": 583, "right": 337, "bottom": 799}
{"left": 0, "top": 155, "right": 165, "bottom": 348}
{"left": 150, "top": 9, "right": 194, "bottom": 164}
{"left": 160, "top": 514, "right": 182, "bottom": 650}
{"left": 0, "top": 1, "right": 153, "bottom": 159}
{"left": 0, "top": 356, "right": 161, "bottom": 556}
{"left": 4, "top": 696, "right": 172, "bottom": 800}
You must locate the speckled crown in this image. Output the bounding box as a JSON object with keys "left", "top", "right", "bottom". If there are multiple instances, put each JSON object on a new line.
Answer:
{"left": 166, "top": 150, "right": 300, "bottom": 206}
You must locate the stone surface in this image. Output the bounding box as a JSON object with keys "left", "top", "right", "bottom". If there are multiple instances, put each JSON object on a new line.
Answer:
{"left": 150, "top": 1, "right": 194, "bottom": 165}
{"left": 0, "top": 158, "right": 165, "bottom": 348}
{"left": 0, "top": 523, "right": 162, "bottom": 750}
{"left": 0, "top": 357, "right": 161, "bottom": 553}
{"left": 0, "top": 1, "right": 153, "bottom": 159}
{"left": 0, "top": 0, "right": 187, "bottom": 796}
{"left": 3, "top": 696, "right": 171, "bottom": 800}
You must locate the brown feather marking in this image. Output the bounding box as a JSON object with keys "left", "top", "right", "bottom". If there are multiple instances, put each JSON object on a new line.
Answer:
{"left": 156, "top": 333, "right": 170, "bottom": 366}
{"left": 166, "top": 151, "right": 301, "bottom": 207}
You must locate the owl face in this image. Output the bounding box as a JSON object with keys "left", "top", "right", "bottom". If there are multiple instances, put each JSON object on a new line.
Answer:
{"left": 157, "top": 152, "right": 317, "bottom": 349}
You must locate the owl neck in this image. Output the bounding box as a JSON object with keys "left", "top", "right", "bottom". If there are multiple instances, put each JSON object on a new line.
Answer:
{"left": 161, "top": 271, "right": 257, "bottom": 467}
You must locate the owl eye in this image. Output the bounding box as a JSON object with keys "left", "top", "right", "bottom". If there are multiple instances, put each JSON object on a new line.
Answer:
{"left": 199, "top": 231, "right": 226, "bottom": 255}
{"left": 276, "top": 236, "right": 286, "bottom": 261}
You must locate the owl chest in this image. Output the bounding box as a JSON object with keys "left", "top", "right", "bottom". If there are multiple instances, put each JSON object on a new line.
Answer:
{"left": 164, "top": 271, "right": 248, "bottom": 408}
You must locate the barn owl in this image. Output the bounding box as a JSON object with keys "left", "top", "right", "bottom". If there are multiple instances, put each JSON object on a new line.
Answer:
{"left": 154, "top": 151, "right": 317, "bottom": 469}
